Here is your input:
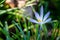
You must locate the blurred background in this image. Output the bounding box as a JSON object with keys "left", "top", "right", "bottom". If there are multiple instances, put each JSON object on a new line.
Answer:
{"left": 0, "top": 0, "right": 60, "bottom": 40}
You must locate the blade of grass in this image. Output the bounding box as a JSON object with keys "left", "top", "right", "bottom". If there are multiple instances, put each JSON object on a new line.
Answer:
{"left": 27, "top": 31, "right": 30, "bottom": 40}
{"left": 12, "top": 21, "right": 26, "bottom": 40}
{"left": 5, "top": 21, "right": 10, "bottom": 40}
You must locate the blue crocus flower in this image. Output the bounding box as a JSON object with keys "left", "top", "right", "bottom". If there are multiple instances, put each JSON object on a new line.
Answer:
{"left": 29, "top": 6, "right": 51, "bottom": 25}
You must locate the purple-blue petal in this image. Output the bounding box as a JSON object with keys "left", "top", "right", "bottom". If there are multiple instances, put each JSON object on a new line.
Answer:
{"left": 43, "top": 11, "right": 50, "bottom": 21}
{"left": 44, "top": 18, "right": 51, "bottom": 23}
{"left": 40, "top": 6, "right": 44, "bottom": 20}
{"left": 34, "top": 12, "right": 40, "bottom": 20}
{"left": 29, "top": 18, "right": 38, "bottom": 23}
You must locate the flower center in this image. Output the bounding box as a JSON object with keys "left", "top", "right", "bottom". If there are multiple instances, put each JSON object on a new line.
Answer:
{"left": 38, "top": 19, "right": 42, "bottom": 22}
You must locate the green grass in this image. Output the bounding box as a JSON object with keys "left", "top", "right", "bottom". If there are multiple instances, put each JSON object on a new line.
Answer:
{"left": 0, "top": 0, "right": 60, "bottom": 40}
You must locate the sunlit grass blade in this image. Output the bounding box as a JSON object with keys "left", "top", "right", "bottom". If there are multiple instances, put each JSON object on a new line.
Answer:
{"left": 51, "top": 20, "right": 58, "bottom": 40}
{"left": 0, "top": 8, "right": 18, "bottom": 15}
{"left": 5, "top": 21, "right": 10, "bottom": 40}
{"left": 37, "top": 34, "right": 40, "bottom": 40}
{"left": 0, "top": 21, "right": 3, "bottom": 27}
{"left": 0, "top": 0, "right": 5, "bottom": 4}
{"left": 35, "top": 24, "right": 39, "bottom": 39}
{"left": 11, "top": 32, "right": 20, "bottom": 40}
{"left": 12, "top": 21, "right": 26, "bottom": 40}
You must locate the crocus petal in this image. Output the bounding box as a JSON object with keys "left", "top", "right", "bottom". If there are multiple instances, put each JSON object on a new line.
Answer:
{"left": 44, "top": 18, "right": 51, "bottom": 23}
{"left": 43, "top": 11, "right": 50, "bottom": 21}
{"left": 34, "top": 12, "right": 40, "bottom": 20}
{"left": 40, "top": 6, "right": 43, "bottom": 20}
{"left": 29, "top": 18, "right": 38, "bottom": 23}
